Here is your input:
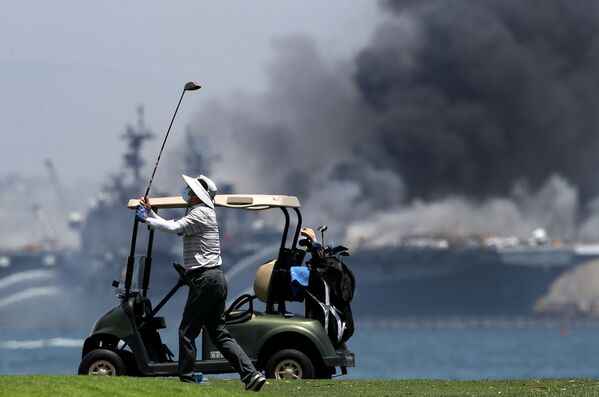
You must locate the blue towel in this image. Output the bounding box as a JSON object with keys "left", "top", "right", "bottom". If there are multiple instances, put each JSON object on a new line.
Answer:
{"left": 290, "top": 266, "right": 310, "bottom": 297}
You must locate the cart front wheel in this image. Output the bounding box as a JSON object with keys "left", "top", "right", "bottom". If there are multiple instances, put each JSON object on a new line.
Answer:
{"left": 78, "top": 349, "right": 127, "bottom": 376}
{"left": 265, "top": 349, "right": 315, "bottom": 379}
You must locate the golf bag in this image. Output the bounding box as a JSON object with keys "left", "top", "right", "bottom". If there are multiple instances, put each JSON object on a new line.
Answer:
{"left": 302, "top": 243, "right": 356, "bottom": 346}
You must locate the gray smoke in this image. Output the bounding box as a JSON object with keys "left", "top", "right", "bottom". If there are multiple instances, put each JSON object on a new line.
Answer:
{"left": 181, "top": 1, "right": 599, "bottom": 244}
{"left": 191, "top": 37, "right": 372, "bottom": 195}
{"left": 347, "top": 174, "right": 579, "bottom": 247}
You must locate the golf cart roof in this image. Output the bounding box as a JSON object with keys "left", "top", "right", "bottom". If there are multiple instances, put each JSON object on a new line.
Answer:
{"left": 127, "top": 194, "right": 301, "bottom": 210}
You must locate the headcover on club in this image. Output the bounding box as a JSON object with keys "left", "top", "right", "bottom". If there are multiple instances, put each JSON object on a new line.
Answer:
{"left": 301, "top": 227, "right": 317, "bottom": 243}
{"left": 182, "top": 174, "right": 217, "bottom": 209}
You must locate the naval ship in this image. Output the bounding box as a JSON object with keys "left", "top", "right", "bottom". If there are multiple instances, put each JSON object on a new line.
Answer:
{"left": 348, "top": 230, "right": 599, "bottom": 317}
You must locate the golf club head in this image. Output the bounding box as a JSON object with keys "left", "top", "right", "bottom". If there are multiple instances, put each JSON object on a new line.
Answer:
{"left": 318, "top": 225, "right": 328, "bottom": 246}
{"left": 184, "top": 81, "right": 202, "bottom": 91}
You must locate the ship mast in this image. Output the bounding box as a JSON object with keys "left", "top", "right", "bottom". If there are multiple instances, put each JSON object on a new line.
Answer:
{"left": 121, "top": 105, "right": 154, "bottom": 188}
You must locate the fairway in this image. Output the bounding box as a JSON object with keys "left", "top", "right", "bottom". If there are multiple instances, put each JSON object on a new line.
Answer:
{"left": 0, "top": 376, "right": 598, "bottom": 397}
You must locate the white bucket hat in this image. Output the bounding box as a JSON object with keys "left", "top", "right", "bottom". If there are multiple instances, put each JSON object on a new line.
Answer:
{"left": 182, "top": 174, "right": 217, "bottom": 209}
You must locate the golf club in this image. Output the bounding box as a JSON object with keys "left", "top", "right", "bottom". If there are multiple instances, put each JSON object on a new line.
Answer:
{"left": 143, "top": 81, "right": 202, "bottom": 199}
{"left": 318, "top": 225, "right": 328, "bottom": 246}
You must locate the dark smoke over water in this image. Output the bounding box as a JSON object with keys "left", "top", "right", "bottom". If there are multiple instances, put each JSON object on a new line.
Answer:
{"left": 358, "top": 0, "right": 599, "bottom": 202}
{"left": 184, "top": 1, "right": 599, "bottom": 245}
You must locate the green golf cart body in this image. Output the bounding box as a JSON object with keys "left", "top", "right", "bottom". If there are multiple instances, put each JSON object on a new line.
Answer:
{"left": 78, "top": 194, "right": 355, "bottom": 379}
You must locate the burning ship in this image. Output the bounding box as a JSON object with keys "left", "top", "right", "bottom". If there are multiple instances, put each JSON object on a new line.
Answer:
{"left": 3, "top": 107, "right": 598, "bottom": 325}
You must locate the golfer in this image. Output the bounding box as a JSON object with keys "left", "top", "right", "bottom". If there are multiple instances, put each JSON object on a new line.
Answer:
{"left": 137, "top": 174, "right": 266, "bottom": 391}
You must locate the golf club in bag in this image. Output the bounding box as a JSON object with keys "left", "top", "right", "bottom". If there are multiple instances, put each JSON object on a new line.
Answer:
{"left": 296, "top": 237, "right": 356, "bottom": 347}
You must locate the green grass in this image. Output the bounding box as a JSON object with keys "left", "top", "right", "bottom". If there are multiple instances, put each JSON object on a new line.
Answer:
{"left": 0, "top": 376, "right": 598, "bottom": 397}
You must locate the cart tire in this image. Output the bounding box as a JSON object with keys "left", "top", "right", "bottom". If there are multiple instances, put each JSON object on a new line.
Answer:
{"left": 265, "top": 349, "right": 315, "bottom": 379}
{"left": 78, "top": 348, "right": 127, "bottom": 376}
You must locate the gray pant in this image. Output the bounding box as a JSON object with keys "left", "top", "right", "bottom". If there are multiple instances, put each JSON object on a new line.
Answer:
{"left": 178, "top": 267, "right": 256, "bottom": 382}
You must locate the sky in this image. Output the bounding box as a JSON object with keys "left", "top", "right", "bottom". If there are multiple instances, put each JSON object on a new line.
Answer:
{"left": 0, "top": 1, "right": 380, "bottom": 186}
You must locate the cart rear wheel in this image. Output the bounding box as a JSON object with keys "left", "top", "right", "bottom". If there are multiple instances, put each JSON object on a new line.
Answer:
{"left": 78, "top": 348, "right": 127, "bottom": 376}
{"left": 265, "top": 349, "right": 315, "bottom": 379}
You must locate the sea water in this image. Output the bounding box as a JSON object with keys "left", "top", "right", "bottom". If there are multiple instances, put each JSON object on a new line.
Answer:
{"left": 1, "top": 318, "right": 598, "bottom": 379}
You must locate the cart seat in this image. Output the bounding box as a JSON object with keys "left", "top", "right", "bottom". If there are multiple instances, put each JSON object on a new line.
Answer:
{"left": 254, "top": 260, "right": 276, "bottom": 303}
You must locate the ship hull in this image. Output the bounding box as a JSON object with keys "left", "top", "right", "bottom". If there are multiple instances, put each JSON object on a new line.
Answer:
{"left": 348, "top": 246, "right": 595, "bottom": 317}
{"left": 352, "top": 262, "right": 564, "bottom": 317}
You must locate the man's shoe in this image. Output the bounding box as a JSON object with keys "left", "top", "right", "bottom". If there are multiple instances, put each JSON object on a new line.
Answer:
{"left": 180, "top": 373, "right": 205, "bottom": 384}
{"left": 245, "top": 371, "right": 266, "bottom": 391}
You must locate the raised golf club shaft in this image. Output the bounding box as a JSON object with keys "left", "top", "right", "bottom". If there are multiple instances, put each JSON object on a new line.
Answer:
{"left": 144, "top": 82, "right": 201, "bottom": 199}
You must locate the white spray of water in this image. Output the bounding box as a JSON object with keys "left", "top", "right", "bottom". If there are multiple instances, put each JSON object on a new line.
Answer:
{"left": 0, "top": 287, "right": 60, "bottom": 309}
{"left": 224, "top": 244, "right": 279, "bottom": 282}
{"left": 0, "top": 270, "right": 56, "bottom": 291}
{"left": 0, "top": 337, "right": 83, "bottom": 350}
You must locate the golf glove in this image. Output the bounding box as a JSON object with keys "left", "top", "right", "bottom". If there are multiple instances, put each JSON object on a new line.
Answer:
{"left": 135, "top": 205, "right": 148, "bottom": 223}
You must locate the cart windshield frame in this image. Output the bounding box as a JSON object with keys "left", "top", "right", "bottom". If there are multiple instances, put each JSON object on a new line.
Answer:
{"left": 121, "top": 194, "right": 302, "bottom": 298}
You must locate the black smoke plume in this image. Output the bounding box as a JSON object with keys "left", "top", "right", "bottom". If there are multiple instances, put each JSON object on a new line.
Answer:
{"left": 181, "top": 0, "right": 599, "bottom": 242}
{"left": 357, "top": 0, "right": 599, "bottom": 202}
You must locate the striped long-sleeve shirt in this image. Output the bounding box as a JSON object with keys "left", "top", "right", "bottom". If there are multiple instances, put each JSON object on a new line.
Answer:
{"left": 146, "top": 204, "right": 222, "bottom": 270}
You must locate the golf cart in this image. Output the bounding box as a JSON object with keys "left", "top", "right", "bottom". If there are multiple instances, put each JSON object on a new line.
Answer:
{"left": 78, "top": 194, "right": 355, "bottom": 379}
